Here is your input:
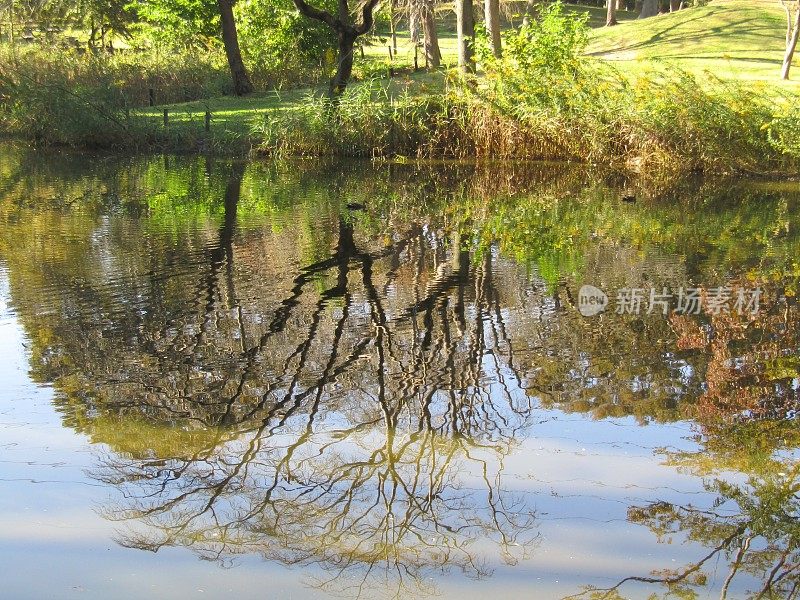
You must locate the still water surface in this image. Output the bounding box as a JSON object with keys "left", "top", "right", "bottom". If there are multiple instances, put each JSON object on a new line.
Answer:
{"left": 0, "top": 147, "right": 797, "bottom": 599}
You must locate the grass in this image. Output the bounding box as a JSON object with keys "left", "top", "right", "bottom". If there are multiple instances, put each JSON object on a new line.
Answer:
{"left": 366, "top": 2, "right": 638, "bottom": 70}
{"left": 137, "top": 72, "right": 449, "bottom": 151}
{"left": 587, "top": 0, "right": 795, "bottom": 84}
{"left": 137, "top": 89, "right": 304, "bottom": 150}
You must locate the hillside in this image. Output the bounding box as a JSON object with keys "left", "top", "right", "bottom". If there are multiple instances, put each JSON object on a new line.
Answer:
{"left": 587, "top": 0, "right": 791, "bottom": 82}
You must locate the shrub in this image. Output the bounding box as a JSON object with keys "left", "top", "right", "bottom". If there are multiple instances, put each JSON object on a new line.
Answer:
{"left": 238, "top": 0, "right": 337, "bottom": 89}
{"left": 253, "top": 80, "right": 475, "bottom": 157}
{"left": 0, "top": 46, "right": 143, "bottom": 147}
{"left": 470, "top": 1, "right": 800, "bottom": 173}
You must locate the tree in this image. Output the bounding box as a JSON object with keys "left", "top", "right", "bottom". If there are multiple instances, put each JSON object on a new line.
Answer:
{"left": 638, "top": 0, "right": 658, "bottom": 18}
{"left": 606, "top": 0, "right": 617, "bottom": 26}
{"left": 387, "top": 0, "right": 398, "bottom": 52}
{"left": 485, "top": 0, "right": 501, "bottom": 57}
{"left": 291, "top": 0, "right": 381, "bottom": 96}
{"left": 139, "top": 0, "right": 253, "bottom": 95}
{"left": 408, "top": 0, "right": 442, "bottom": 67}
{"left": 217, "top": 0, "right": 253, "bottom": 94}
{"left": 75, "top": 0, "right": 135, "bottom": 48}
{"left": 0, "top": 0, "right": 135, "bottom": 46}
{"left": 522, "top": 0, "right": 537, "bottom": 25}
{"left": 455, "top": 0, "right": 475, "bottom": 73}
{"left": 781, "top": 0, "right": 800, "bottom": 79}
{"left": 415, "top": 0, "right": 441, "bottom": 67}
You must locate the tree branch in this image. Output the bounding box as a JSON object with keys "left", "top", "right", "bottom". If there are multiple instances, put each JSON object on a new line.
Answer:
{"left": 291, "top": 0, "right": 338, "bottom": 28}
{"left": 356, "top": 0, "right": 381, "bottom": 34}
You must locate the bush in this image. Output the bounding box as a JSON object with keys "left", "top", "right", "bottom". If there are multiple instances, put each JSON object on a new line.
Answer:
{"left": 4, "top": 0, "right": 800, "bottom": 174}
{"left": 253, "top": 80, "right": 475, "bottom": 157}
{"left": 472, "top": 1, "right": 800, "bottom": 173}
{"left": 0, "top": 44, "right": 238, "bottom": 147}
{"left": 238, "top": 0, "right": 337, "bottom": 89}
{"left": 1, "top": 47, "right": 139, "bottom": 147}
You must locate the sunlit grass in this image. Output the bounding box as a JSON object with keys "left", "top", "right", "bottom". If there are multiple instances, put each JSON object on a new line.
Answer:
{"left": 587, "top": 0, "right": 797, "bottom": 85}
{"left": 136, "top": 71, "right": 449, "bottom": 147}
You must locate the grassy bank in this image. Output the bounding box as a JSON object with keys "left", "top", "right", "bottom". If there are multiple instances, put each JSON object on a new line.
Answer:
{"left": 1, "top": 0, "right": 800, "bottom": 175}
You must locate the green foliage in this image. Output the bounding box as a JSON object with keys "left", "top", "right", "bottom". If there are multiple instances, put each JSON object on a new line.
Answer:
{"left": 472, "top": 5, "right": 800, "bottom": 173}
{"left": 487, "top": 1, "right": 588, "bottom": 76}
{"left": 132, "top": 0, "right": 335, "bottom": 88}
{"left": 253, "top": 80, "right": 472, "bottom": 157}
{"left": 133, "top": 0, "right": 221, "bottom": 47}
{"left": 1, "top": 0, "right": 136, "bottom": 42}
{"left": 242, "top": 0, "right": 800, "bottom": 174}
{"left": 0, "top": 43, "right": 233, "bottom": 103}
{"left": 237, "top": 0, "right": 337, "bottom": 87}
{"left": 0, "top": 44, "right": 240, "bottom": 146}
{"left": 2, "top": 0, "right": 800, "bottom": 173}
{"left": 0, "top": 46, "right": 144, "bottom": 146}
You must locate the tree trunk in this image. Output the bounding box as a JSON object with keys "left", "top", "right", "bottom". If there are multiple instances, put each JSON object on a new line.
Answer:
{"left": 782, "top": 3, "right": 800, "bottom": 79}
{"left": 410, "top": 5, "right": 421, "bottom": 45}
{"left": 422, "top": 0, "right": 441, "bottom": 67}
{"left": 617, "top": 0, "right": 625, "bottom": 11}
{"left": 456, "top": 0, "right": 475, "bottom": 73}
{"left": 389, "top": 0, "right": 398, "bottom": 52}
{"left": 291, "top": 0, "right": 379, "bottom": 95}
{"left": 485, "top": 0, "right": 501, "bottom": 57}
{"left": 89, "top": 20, "right": 98, "bottom": 49}
{"left": 638, "top": 0, "right": 658, "bottom": 19}
{"left": 669, "top": 0, "right": 680, "bottom": 11}
{"left": 7, "top": 0, "right": 13, "bottom": 46}
{"left": 606, "top": 0, "right": 618, "bottom": 26}
{"left": 331, "top": 29, "right": 356, "bottom": 96}
{"left": 217, "top": 0, "right": 254, "bottom": 96}
{"left": 522, "top": 0, "right": 538, "bottom": 26}
{"left": 784, "top": 1, "right": 793, "bottom": 47}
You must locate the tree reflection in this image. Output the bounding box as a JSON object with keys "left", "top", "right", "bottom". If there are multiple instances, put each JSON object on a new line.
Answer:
{"left": 562, "top": 283, "right": 800, "bottom": 600}
{"left": 566, "top": 428, "right": 799, "bottom": 600}
{"left": 31, "top": 162, "right": 541, "bottom": 598}
{"left": 3, "top": 149, "right": 800, "bottom": 598}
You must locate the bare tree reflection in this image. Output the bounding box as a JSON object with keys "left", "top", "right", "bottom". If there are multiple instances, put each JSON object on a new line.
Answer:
{"left": 55, "top": 164, "right": 543, "bottom": 598}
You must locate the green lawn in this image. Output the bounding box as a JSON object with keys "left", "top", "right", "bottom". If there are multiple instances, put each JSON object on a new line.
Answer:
{"left": 137, "top": 71, "right": 448, "bottom": 148}
{"left": 587, "top": 0, "right": 793, "bottom": 84}
{"left": 138, "top": 89, "right": 304, "bottom": 139}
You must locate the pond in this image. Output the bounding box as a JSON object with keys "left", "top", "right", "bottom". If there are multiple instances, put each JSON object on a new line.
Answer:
{"left": 0, "top": 146, "right": 797, "bottom": 600}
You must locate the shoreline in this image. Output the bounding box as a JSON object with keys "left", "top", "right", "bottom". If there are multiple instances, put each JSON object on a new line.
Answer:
{"left": 4, "top": 130, "right": 800, "bottom": 180}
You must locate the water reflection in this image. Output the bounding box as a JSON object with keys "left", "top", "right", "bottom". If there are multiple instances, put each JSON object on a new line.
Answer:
{"left": 566, "top": 422, "right": 800, "bottom": 600}
{"left": 0, "top": 146, "right": 798, "bottom": 598}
